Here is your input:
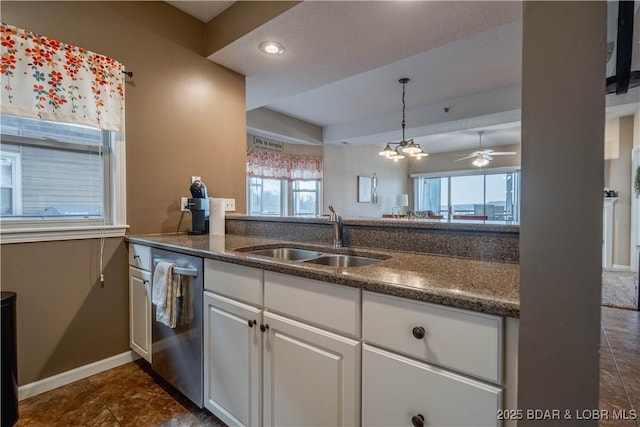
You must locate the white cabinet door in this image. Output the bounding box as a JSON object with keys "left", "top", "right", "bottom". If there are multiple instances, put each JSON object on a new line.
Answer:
{"left": 262, "top": 312, "right": 360, "bottom": 427}
{"left": 204, "top": 292, "right": 262, "bottom": 427}
{"left": 362, "top": 344, "right": 502, "bottom": 427}
{"left": 129, "top": 266, "right": 152, "bottom": 362}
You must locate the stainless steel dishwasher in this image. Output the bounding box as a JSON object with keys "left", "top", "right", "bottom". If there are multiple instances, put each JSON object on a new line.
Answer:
{"left": 151, "top": 248, "right": 203, "bottom": 408}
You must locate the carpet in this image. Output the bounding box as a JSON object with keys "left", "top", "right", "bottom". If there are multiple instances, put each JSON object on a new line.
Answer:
{"left": 602, "top": 269, "right": 639, "bottom": 310}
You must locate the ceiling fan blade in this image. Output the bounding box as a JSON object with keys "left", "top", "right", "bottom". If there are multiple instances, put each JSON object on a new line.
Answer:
{"left": 456, "top": 155, "right": 477, "bottom": 161}
{"left": 484, "top": 155, "right": 494, "bottom": 161}
{"left": 490, "top": 152, "right": 517, "bottom": 156}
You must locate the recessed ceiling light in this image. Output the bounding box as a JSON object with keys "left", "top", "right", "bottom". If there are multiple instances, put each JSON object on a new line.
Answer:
{"left": 259, "top": 41, "right": 285, "bottom": 55}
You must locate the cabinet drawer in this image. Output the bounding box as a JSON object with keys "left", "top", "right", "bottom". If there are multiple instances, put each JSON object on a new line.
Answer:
{"left": 264, "top": 271, "right": 360, "bottom": 337}
{"left": 362, "top": 291, "right": 502, "bottom": 383}
{"left": 362, "top": 344, "right": 501, "bottom": 427}
{"left": 128, "top": 244, "right": 151, "bottom": 271}
{"left": 204, "top": 259, "right": 263, "bottom": 306}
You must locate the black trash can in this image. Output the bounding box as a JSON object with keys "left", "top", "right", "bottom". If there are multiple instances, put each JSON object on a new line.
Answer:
{"left": 1, "top": 292, "right": 18, "bottom": 427}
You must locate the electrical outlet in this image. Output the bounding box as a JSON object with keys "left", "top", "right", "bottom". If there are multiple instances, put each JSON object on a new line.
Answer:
{"left": 180, "top": 197, "right": 190, "bottom": 212}
{"left": 224, "top": 198, "right": 235, "bottom": 212}
{"left": 191, "top": 176, "right": 201, "bottom": 183}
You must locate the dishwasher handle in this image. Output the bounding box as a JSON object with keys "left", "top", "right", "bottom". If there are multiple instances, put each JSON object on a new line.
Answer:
{"left": 153, "top": 260, "right": 199, "bottom": 277}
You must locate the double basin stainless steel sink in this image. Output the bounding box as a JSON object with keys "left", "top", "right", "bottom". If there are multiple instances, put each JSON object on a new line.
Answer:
{"left": 243, "top": 247, "right": 386, "bottom": 267}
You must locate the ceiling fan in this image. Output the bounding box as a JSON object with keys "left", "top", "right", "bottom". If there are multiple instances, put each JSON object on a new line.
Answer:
{"left": 456, "top": 131, "right": 517, "bottom": 167}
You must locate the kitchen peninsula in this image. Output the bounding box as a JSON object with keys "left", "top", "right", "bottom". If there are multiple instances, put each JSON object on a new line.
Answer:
{"left": 126, "top": 216, "right": 520, "bottom": 427}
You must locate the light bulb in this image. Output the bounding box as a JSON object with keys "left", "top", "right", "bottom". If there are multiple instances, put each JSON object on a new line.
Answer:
{"left": 472, "top": 157, "right": 490, "bottom": 167}
{"left": 259, "top": 41, "right": 285, "bottom": 55}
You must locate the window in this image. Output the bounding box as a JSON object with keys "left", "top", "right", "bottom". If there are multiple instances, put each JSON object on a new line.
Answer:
{"left": 291, "top": 181, "right": 319, "bottom": 217}
{"left": 0, "top": 115, "right": 126, "bottom": 242}
{"left": 248, "top": 177, "right": 321, "bottom": 217}
{"left": 248, "top": 177, "right": 285, "bottom": 216}
{"left": 0, "top": 151, "right": 21, "bottom": 216}
{"left": 413, "top": 168, "right": 520, "bottom": 223}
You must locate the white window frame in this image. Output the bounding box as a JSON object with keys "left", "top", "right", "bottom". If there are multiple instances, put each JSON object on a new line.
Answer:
{"left": 411, "top": 166, "right": 520, "bottom": 222}
{"left": 0, "top": 150, "right": 23, "bottom": 216}
{"left": 0, "top": 123, "right": 127, "bottom": 244}
{"left": 247, "top": 177, "right": 287, "bottom": 216}
{"left": 289, "top": 180, "right": 321, "bottom": 217}
{"left": 247, "top": 177, "right": 322, "bottom": 217}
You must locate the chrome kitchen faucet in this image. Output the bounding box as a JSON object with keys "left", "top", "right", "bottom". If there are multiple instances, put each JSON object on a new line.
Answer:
{"left": 328, "top": 205, "right": 343, "bottom": 248}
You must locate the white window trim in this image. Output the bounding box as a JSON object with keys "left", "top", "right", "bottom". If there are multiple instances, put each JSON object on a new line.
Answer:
{"left": 247, "top": 177, "right": 322, "bottom": 217}
{"left": 0, "top": 150, "right": 23, "bottom": 216}
{"left": 290, "top": 181, "right": 322, "bottom": 217}
{"left": 0, "top": 129, "right": 128, "bottom": 244}
{"left": 412, "top": 167, "right": 521, "bottom": 222}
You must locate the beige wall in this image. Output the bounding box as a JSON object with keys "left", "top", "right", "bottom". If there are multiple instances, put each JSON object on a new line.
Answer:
{"left": 247, "top": 108, "right": 323, "bottom": 145}
{"left": 408, "top": 143, "right": 521, "bottom": 175}
{"left": 323, "top": 144, "right": 410, "bottom": 218}
{"left": 1, "top": 1, "right": 247, "bottom": 384}
{"left": 605, "top": 116, "right": 634, "bottom": 266}
{"left": 0, "top": 238, "right": 128, "bottom": 385}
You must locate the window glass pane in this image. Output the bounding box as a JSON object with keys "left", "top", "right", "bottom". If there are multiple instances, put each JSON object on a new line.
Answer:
{"left": 1, "top": 156, "right": 13, "bottom": 186}
{"left": 416, "top": 177, "right": 448, "bottom": 218}
{"left": 1, "top": 115, "right": 102, "bottom": 145}
{"left": 485, "top": 173, "right": 511, "bottom": 221}
{"left": 413, "top": 170, "right": 519, "bottom": 223}
{"left": 293, "top": 180, "right": 316, "bottom": 191}
{"left": 248, "top": 177, "right": 283, "bottom": 216}
{"left": 292, "top": 180, "right": 318, "bottom": 217}
{"left": 262, "top": 179, "right": 282, "bottom": 215}
{"left": 1, "top": 115, "right": 108, "bottom": 221}
{"left": 248, "top": 177, "right": 263, "bottom": 215}
{"left": 450, "top": 175, "right": 484, "bottom": 217}
{"left": 1, "top": 188, "right": 12, "bottom": 215}
{"left": 6, "top": 145, "right": 103, "bottom": 218}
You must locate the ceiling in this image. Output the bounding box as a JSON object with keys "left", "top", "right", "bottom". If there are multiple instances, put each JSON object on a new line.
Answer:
{"left": 169, "top": 1, "right": 640, "bottom": 154}
{"left": 165, "top": 1, "right": 234, "bottom": 23}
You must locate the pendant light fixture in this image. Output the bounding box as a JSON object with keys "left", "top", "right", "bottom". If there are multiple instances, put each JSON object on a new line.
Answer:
{"left": 378, "top": 78, "right": 428, "bottom": 161}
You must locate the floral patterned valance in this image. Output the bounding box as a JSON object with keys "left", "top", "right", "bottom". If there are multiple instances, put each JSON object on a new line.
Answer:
{"left": 1, "top": 23, "right": 124, "bottom": 131}
{"left": 247, "top": 147, "right": 323, "bottom": 181}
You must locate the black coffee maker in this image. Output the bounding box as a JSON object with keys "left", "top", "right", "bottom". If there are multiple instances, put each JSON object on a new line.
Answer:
{"left": 188, "top": 180, "right": 209, "bottom": 234}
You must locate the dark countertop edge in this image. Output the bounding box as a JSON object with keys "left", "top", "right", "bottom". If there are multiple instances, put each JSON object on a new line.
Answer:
{"left": 225, "top": 214, "right": 520, "bottom": 234}
{"left": 126, "top": 235, "right": 520, "bottom": 319}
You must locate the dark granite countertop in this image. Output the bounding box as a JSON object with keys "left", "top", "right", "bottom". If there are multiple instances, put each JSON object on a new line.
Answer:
{"left": 126, "top": 233, "right": 520, "bottom": 318}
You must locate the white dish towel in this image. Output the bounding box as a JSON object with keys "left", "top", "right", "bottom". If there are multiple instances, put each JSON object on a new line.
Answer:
{"left": 152, "top": 261, "right": 178, "bottom": 328}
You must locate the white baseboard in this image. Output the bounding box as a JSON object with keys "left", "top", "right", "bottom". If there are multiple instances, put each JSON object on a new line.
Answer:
{"left": 18, "top": 350, "right": 140, "bottom": 400}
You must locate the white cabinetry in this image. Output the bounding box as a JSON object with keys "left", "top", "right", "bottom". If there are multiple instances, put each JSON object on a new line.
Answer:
{"left": 363, "top": 345, "right": 501, "bottom": 427}
{"left": 203, "top": 262, "right": 360, "bottom": 427}
{"left": 128, "top": 244, "right": 152, "bottom": 362}
{"left": 362, "top": 291, "right": 504, "bottom": 427}
{"left": 203, "top": 291, "right": 262, "bottom": 427}
{"left": 262, "top": 312, "right": 360, "bottom": 427}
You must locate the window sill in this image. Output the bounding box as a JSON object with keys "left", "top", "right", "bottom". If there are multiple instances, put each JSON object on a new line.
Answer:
{"left": 0, "top": 224, "right": 129, "bottom": 244}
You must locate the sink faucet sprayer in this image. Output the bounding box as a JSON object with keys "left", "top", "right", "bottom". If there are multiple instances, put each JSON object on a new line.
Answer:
{"left": 328, "top": 205, "right": 343, "bottom": 248}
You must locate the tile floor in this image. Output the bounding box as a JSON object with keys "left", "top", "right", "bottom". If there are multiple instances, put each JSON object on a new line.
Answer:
{"left": 15, "top": 306, "right": 640, "bottom": 427}
{"left": 15, "top": 361, "right": 225, "bottom": 426}
{"left": 600, "top": 306, "right": 640, "bottom": 427}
